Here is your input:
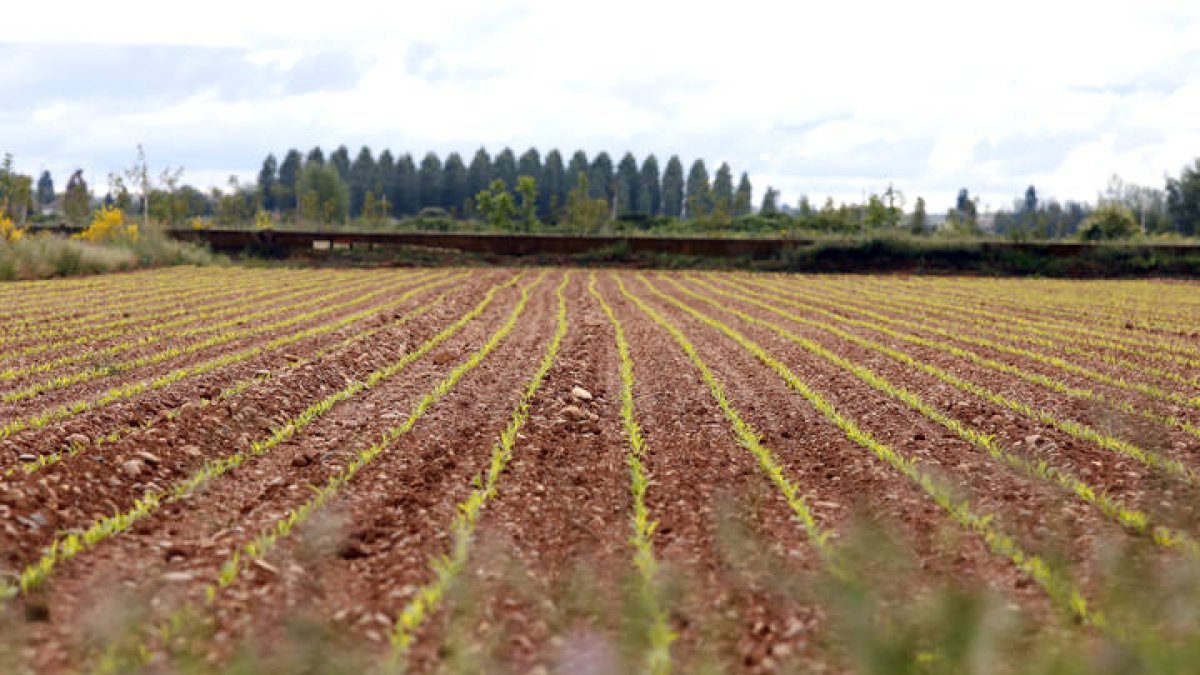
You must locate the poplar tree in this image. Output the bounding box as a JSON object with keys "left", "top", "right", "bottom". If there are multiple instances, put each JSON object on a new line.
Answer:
{"left": 614, "top": 152, "right": 640, "bottom": 216}
{"left": 733, "top": 172, "right": 752, "bottom": 216}
{"left": 685, "top": 159, "right": 711, "bottom": 218}
{"left": 662, "top": 155, "right": 684, "bottom": 218}
{"left": 639, "top": 155, "right": 661, "bottom": 216}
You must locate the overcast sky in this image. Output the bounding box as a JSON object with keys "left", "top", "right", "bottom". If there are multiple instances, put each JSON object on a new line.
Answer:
{"left": 3, "top": 0, "right": 1199, "bottom": 211}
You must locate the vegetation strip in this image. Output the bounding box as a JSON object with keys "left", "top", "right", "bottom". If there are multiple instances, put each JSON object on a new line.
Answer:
{"left": 705, "top": 276, "right": 1197, "bottom": 484}
{"left": 0, "top": 269, "right": 257, "bottom": 326}
{"left": 0, "top": 273, "right": 406, "bottom": 403}
{"left": 125, "top": 273, "right": 543, "bottom": 672}
{"left": 791, "top": 277, "right": 1200, "bottom": 390}
{"left": 386, "top": 272, "right": 570, "bottom": 672}
{"left": 0, "top": 270, "right": 298, "bottom": 345}
{"left": 0, "top": 272, "right": 522, "bottom": 601}
{"left": 0, "top": 273, "right": 467, "bottom": 481}
{"left": 92, "top": 272, "right": 543, "bottom": 675}
{"left": 612, "top": 276, "right": 845, "bottom": 574}
{"left": 0, "top": 273, "right": 370, "bottom": 379}
{"left": 0, "top": 271, "right": 456, "bottom": 448}
{"left": 588, "top": 272, "right": 675, "bottom": 675}
{"left": 624, "top": 274, "right": 1109, "bottom": 633}
{"left": 802, "top": 276, "right": 1200, "bottom": 369}
{"left": 1, "top": 272, "right": 381, "bottom": 364}
{"left": 665, "top": 275, "right": 1200, "bottom": 560}
{"left": 857, "top": 278, "right": 1200, "bottom": 340}
{"left": 726, "top": 276, "right": 1200, "bottom": 447}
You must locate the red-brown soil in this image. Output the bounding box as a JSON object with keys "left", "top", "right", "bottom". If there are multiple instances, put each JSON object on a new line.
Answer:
{"left": 2, "top": 268, "right": 1199, "bottom": 674}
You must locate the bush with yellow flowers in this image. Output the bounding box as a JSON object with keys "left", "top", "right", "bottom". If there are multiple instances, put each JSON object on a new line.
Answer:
{"left": 253, "top": 210, "right": 274, "bottom": 230}
{"left": 0, "top": 215, "right": 24, "bottom": 242}
{"left": 75, "top": 206, "right": 140, "bottom": 243}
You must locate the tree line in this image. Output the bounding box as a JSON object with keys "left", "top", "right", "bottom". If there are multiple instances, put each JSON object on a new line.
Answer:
{"left": 5, "top": 148, "right": 1200, "bottom": 240}
{"left": 253, "top": 146, "right": 757, "bottom": 225}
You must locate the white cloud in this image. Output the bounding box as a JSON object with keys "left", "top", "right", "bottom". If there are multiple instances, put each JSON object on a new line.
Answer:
{"left": 3, "top": 0, "right": 1199, "bottom": 211}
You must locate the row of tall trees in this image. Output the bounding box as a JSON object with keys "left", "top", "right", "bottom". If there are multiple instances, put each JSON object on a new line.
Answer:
{"left": 255, "top": 146, "right": 756, "bottom": 223}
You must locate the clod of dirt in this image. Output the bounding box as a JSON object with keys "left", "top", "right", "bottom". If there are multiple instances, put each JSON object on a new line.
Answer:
{"left": 181, "top": 445, "right": 203, "bottom": 459}
{"left": 121, "top": 459, "right": 144, "bottom": 478}
{"left": 571, "top": 386, "right": 593, "bottom": 402}
{"left": 1024, "top": 434, "right": 1043, "bottom": 447}
{"left": 66, "top": 434, "right": 91, "bottom": 448}
{"left": 134, "top": 451, "right": 162, "bottom": 467}
{"left": 561, "top": 405, "right": 590, "bottom": 422}
{"left": 162, "top": 571, "right": 194, "bottom": 583}
{"left": 291, "top": 452, "right": 315, "bottom": 468}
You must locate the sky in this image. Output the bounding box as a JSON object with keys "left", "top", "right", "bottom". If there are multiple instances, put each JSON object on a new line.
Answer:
{"left": 3, "top": 0, "right": 1199, "bottom": 212}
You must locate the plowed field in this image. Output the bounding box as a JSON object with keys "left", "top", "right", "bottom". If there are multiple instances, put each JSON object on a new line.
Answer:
{"left": 2, "top": 267, "right": 1200, "bottom": 674}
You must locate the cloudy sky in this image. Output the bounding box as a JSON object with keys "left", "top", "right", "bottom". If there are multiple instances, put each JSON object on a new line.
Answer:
{"left": 3, "top": 0, "right": 1199, "bottom": 211}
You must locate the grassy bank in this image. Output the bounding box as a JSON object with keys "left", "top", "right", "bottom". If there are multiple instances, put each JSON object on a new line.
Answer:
{"left": 0, "top": 232, "right": 221, "bottom": 281}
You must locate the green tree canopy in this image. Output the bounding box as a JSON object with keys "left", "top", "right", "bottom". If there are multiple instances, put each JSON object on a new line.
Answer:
{"left": 1079, "top": 203, "right": 1139, "bottom": 241}
{"left": 760, "top": 186, "right": 779, "bottom": 215}
{"left": 329, "top": 145, "right": 351, "bottom": 181}
{"left": 1167, "top": 159, "right": 1200, "bottom": 236}
{"left": 589, "top": 152, "right": 613, "bottom": 201}
{"left": 639, "top": 155, "right": 661, "bottom": 216}
{"left": 542, "top": 149, "right": 565, "bottom": 222}
{"left": 418, "top": 152, "right": 443, "bottom": 210}
{"left": 475, "top": 179, "right": 516, "bottom": 231}
{"left": 298, "top": 162, "right": 349, "bottom": 224}
{"left": 467, "top": 147, "right": 492, "bottom": 214}
{"left": 662, "top": 155, "right": 684, "bottom": 218}
{"left": 733, "top": 172, "right": 752, "bottom": 217}
{"left": 275, "top": 149, "right": 302, "bottom": 213}
{"left": 443, "top": 152, "right": 468, "bottom": 214}
{"left": 36, "top": 170, "right": 54, "bottom": 207}
{"left": 493, "top": 148, "right": 518, "bottom": 194}
{"left": 615, "top": 152, "right": 639, "bottom": 216}
{"left": 685, "top": 159, "right": 711, "bottom": 218}
{"left": 348, "top": 146, "right": 376, "bottom": 217}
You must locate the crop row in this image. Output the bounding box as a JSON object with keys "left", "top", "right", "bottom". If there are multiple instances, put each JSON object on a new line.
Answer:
{"left": 1, "top": 273, "right": 467, "bottom": 482}
{"left": 0, "top": 271, "right": 460, "bottom": 445}
{"left": 733, "top": 277, "right": 1200, "bottom": 444}
{"left": 804, "top": 276, "right": 1200, "bottom": 386}
{"left": 875, "top": 277, "right": 1200, "bottom": 334}
{"left": 669, "top": 275, "right": 1200, "bottom": 560}
{"left": 0, "top": 267, "right": 307, "bottom": 335}
{"left": 1, "top": 271, "right": 518, "bottom": 600}
{"left": 623, "top": 274, "right": 1110, "bottom": 635}
{"left": 589, "top": 273, "right": 675, "bottom": 674}
{"left": 699, "top": 276, "right": 1196, "bottom": 485}
{"left": 806, "top": 276, "right": 1200, "bottom": 366}
{"left": 0, "top": 272, "right": 377, "bottom": 380}
{"left": 388, "top": 272, "right": 570, "bottom": 671}
{"left": 0, "top": 272, "right": 423, "bottom": 405}
{"left": 102, "top": 273, "right": 546, "bottom": 675}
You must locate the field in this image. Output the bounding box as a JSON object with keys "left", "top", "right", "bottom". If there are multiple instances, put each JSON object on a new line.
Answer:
{"left": 2, "top": 266, "right": 1200, "bottom": 674}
